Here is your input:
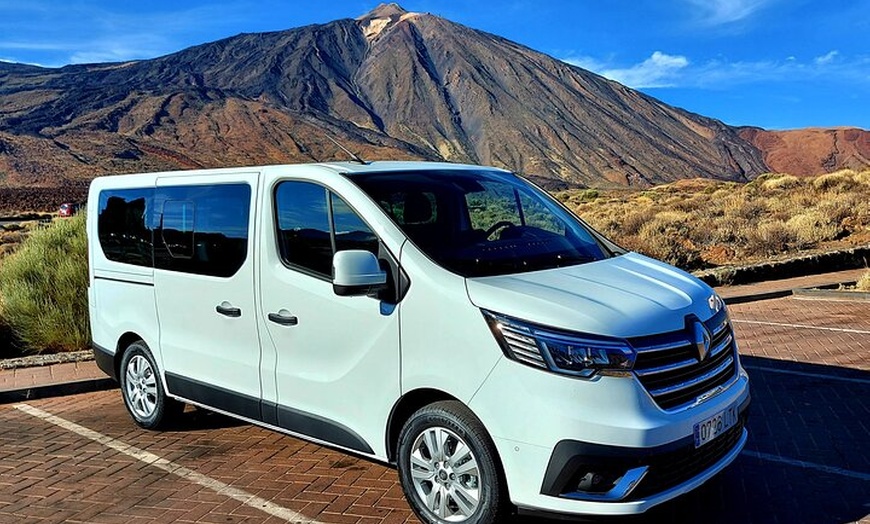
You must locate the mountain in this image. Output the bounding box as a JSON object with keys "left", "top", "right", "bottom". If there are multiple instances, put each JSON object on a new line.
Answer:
{"left": 0, "top": 3, "right": 865, "bottom": 195}
{"left": 739, "top": 127, "right": 870, "bottom": 176}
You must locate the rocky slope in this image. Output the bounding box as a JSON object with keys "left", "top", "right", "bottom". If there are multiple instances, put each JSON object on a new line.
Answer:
{"left": 739, "top": 127, "right": 870, "bottom": 176}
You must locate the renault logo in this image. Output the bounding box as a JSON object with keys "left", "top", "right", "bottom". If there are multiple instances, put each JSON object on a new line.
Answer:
{"left": 691, "top": 320, "right": 712, "bottom": 361}
{"left": 708, "top": 294, "right": 723, "bottom": 313}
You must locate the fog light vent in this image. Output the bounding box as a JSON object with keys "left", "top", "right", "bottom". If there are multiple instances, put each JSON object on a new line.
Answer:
{"left": 576, "top": 470, "right": 623, "bottom": 493}
{"left": 562, "top": 466, "right": 649, "bottom": 502}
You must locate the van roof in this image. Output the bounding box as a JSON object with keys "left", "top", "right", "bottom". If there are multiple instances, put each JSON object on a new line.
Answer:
{"left": 89, "top": 161, "right": 512, "bottom": 185}
{"left": 313, "top": 161, "right": 511, "bottom": 174}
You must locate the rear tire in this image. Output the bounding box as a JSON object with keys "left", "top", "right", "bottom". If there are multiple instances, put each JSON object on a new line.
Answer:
{"left": 119, "top": 340, "right": 182, "bottom": 429}
{"left": 397, "top": 401, "right": 508, "bottom": 524}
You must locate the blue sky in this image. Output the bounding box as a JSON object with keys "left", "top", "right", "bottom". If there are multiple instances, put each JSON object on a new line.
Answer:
{"left": 0, "top": 0, "right": 868, "bottom": 130}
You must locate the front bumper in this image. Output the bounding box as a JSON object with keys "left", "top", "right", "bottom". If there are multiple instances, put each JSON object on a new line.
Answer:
{"left": 468, "top": 356, "right": 751, "bottom": 516}
{"left": 541, "top": 394, "right": 750, "bottom": 503}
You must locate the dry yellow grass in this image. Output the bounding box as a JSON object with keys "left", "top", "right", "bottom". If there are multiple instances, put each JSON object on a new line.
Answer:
{"left": 564, "top": 170, "right": 870, "bottom": 270}
{"left": 857, "top": 270, "right": 870, "bottom": 291}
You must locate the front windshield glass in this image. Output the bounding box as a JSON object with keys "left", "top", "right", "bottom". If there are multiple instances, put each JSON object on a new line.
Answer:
{"left": 347, "top": 169, "right": 611, "bottom": 277}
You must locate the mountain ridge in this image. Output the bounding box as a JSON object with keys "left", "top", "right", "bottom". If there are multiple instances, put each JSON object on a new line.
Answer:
{"left": 0, "top": 3, "right": 866, "bottom": 191}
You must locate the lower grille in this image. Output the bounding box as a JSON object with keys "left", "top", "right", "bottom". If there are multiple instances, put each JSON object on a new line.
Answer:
{"left": 629, "top": 418, "right": 746, "bottom": 500}
{"left": 540, "top": 413, "right": 748, "bottom": 502}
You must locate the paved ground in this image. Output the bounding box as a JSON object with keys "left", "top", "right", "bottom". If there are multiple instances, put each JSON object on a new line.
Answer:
{"left": 1, "top": 295, "right": 868, "bottom": 523}
{"left": 716, "top": 268, "right": 868, "bottom": 302}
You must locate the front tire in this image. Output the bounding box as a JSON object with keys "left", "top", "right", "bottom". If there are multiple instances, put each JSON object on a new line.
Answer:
{"left": 397, "top": 401, "right": 507, "bottom": 524}
{"left": 119, "top": 340, "right": 182, "bottom": 429}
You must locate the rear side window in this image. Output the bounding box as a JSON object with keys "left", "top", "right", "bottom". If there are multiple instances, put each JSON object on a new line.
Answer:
{"left": 97, "top": 183, "right": 251, "bottom": 277}
{"left": 153, "top": 184, "right": 251, "bottom": 277}
{"left": 275, "top": 181, "right": 378, "bottom": 278}
{"left": 97, "top": 188, "right": 155, "bottom": 267}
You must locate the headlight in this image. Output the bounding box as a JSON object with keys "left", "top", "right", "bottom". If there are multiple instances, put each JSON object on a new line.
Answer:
{"left": 483, "top": 311, "right": 636, "bottom": 378}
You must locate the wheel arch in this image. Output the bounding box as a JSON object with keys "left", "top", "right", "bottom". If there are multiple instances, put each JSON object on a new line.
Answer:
{"left": 114, "top": 331, "right": 146, "bottom": 379}
{"left": 386, "top": 388, "right": 460, "bottom": 463}
{"left": 386, "top": 389, "right": 508, "bottom": 476}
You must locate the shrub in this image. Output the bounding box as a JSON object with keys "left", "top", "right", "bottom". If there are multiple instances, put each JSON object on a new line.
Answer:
{"left": 812, "top": 170, "right": 857, "bottom": 191}
{"left": 786, "top": 211, "right": 841, "bottom": 247}
{"left": 573, "top": 189, "right": 600, "bottom": 202}
{"left": 815, "top": 195, "right": 860, "bottom": 226}
{"left": 631, "top": 211, "right": 704, "bottom": 269}
{"left": 760, "top": 174, "right": 801, "bottom": 191}
{"left": 618, "top": 206, "right": 657, "bottom": 236}
{"left": 744, "top": 220, "right": 795, "bottom": 257}
{"left": 560, "top": 170, "right": 870, "bottom": 269}
{"left": 0, "top": 214, "right": 89, "bottom": 353}
{"left": 857, "top": 270, "right": 870, "bottom": 292}
{"left": 723, "top": 195, "right": 767, "bottom": 220}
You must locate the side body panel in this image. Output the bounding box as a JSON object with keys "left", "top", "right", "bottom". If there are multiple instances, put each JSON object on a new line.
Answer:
{"left": 87, "top": 174, "right": 161, "bottom": 363}
{"left": 397, "top": 241, "right": 503, "bottom": 402}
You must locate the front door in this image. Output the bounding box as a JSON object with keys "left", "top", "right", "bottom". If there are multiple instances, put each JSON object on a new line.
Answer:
{"left": 259, "top": 179, "right": 400, "bottom": 455}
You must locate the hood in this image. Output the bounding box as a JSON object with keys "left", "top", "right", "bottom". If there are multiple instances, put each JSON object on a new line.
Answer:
{"left": 465, "top": 252, "right": 719, "bottom": 338}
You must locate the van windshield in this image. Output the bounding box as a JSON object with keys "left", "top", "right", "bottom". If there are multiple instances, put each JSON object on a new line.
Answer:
{"left": 347, "top": 169, "right": 612, "bottom": 277}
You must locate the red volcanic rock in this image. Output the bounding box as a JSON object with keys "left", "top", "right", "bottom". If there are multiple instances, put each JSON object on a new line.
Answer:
{"left": 739, "top": 127, "right": 870, "bottom": 176}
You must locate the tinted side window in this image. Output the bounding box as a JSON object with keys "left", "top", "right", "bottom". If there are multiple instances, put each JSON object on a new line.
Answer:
{"left": 275, "top": 182, "right": 380, "bottom": 278}
{"left": 97, "top": 188, "right": 155, "bottom": 267}
{"left": 153, "top": 184, "right": 251, "bottom": 277}
{"left": 331, "top": 193, "right": 379, "bottom": 256}
{"left": 275, "top": 182, "right": 332, "bottom": 277}
{"left": 161, "top": 200, "right": 195, "bottom": 259}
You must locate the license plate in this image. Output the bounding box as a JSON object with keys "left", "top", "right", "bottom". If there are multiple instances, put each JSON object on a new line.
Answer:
{"left": 693, "top": 404, "right": 738, "bottom": 448}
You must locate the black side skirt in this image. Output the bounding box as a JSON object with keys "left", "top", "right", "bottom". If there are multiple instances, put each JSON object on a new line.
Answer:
{"left": 165, "top": 372, "right": 373, "bottom": 455}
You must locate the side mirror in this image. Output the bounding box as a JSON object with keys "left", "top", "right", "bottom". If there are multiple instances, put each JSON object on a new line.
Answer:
{"left": 333, "top": 250, "right": 388, "bottom": 297}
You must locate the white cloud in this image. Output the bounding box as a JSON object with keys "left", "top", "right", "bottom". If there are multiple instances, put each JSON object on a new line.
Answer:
{"left": 70, "top": 50, "right": 143, "bottom": 64}
{"left": 684, "top": 0, "right": 774, "bottom": 25}
{"left": 562, "top": 55, "right": 607, "bottom": 73}
{"left": 814, "top": 50, "right": 839, "bottom": 65}
{"left": 563, "top": 51, "right": 870, "bottom": 90}
{"left": 566, "top": 52, "right": 689, "bottom": 88}
{"left": 67, "top": 34, "right": 168, "bottom": 64}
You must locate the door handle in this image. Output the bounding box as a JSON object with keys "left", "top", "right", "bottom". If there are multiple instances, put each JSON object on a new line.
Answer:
{"left": 215, "top": 302, "right": 242, "bottom": 318}
{"left": 268, "top": 310, "right": 298, "bottom": 326}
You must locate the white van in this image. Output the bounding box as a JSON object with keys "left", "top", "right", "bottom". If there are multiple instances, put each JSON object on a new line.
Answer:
{"left": 87, "top": 162, "right": 750, "bottom": 523}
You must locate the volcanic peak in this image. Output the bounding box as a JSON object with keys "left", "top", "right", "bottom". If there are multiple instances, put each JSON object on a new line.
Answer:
{"left": 357, "top": 3, "right": 420, "bottom": 41}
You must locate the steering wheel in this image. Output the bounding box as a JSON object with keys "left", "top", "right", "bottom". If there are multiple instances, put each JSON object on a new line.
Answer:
{"left": 484, "top": 220, "right": 515, "bottom": 239}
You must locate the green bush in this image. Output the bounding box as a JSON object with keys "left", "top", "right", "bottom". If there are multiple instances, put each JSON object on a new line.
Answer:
{"left": 0, "top": 214, "right": 89, "bottom": 354}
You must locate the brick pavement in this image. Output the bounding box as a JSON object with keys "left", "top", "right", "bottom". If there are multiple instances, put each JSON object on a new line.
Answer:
{"left": 0, "top": 295, "right": 868, "bottom": 523}
{"left": 0, "top": 359, "right": 112, "bottom": 404}
{"left": 1, "top": 392, "right": 419, "bottom": 524}
{"left": 729, "top": 297, "right": 870, "bottom": 370}
{"left": 0, "top": 360, "right": 106, "bottom": 392}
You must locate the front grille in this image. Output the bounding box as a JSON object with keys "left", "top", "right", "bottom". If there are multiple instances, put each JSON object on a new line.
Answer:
{"left": 630, "top": 310, "right": 737, "bottom": 411}
{"left": 629, "top": 418, "right": 746, "bottom": 499}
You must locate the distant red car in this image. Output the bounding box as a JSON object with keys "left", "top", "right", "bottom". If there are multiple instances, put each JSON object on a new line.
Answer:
{"left": 58, "top": 202, "right": 80, "bottom": 217}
